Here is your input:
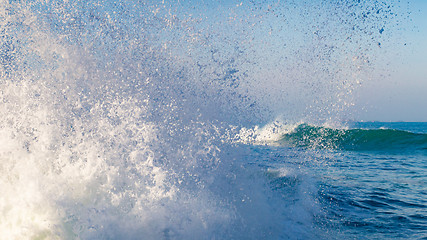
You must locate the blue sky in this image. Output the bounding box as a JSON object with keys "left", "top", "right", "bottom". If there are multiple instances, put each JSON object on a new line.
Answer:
{"left": 354, "top": 0, "right": 427, "bottom": 122}
{"left": 174, "top": 0, "right": 427, "bottom": 122}
{"left": 233, "top": 0, "right": 427, "bottom": 123}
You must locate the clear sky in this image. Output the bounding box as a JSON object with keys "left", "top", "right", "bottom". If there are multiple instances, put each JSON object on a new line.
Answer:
{"left": 227, "top": 0, "right": 427, "bottom": 123}
{"left": 178, "top": 0, "right": 427, "bottom": 123}
{"left": 353, "top": 0, "right": 427, "bottom": 122}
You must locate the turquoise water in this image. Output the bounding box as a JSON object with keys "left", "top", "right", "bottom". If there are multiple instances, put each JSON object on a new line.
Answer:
{"left": 225, "top": 122, "right": 427, "bottom": 239}
{"left": 280, "top": 123, "right": 427, "bottom": 153}
{"left": 270, "top": 122, "right": 427, "bottom": 239}
{"left": 1, "top": 1, "right": 425, "bottom": 239}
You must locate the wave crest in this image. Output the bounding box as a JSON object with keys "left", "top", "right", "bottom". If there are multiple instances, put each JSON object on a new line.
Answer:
{"left": 279, "top": 124, "right": 427, "bottom": 152}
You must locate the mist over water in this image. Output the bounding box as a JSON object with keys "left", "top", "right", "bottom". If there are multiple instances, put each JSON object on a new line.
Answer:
{"left": 0, "top": 1, "right": 410, "bottom": 239}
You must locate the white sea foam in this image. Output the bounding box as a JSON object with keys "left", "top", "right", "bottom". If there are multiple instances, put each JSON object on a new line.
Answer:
{"left": 234, "top": 120, "right": 300, "bottom": 145}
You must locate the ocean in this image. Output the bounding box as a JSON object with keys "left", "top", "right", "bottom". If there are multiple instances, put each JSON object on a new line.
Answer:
{"left": 1, "top": 1, "right": 426, "bottom": 239}
{"left": 272, "top": 122, "right": 427, "bottom": 239}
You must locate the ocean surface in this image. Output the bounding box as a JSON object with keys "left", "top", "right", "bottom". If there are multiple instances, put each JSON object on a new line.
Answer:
{"left": 1, "top": 1, "right": 425, "bottom": 239}
{"left": 274, "top": 122, "right": 427, "bottom": 239}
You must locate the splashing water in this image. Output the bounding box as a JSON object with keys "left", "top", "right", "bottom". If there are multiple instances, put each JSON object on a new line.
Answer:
{"left": 0, "top": 0, "right": 409, "bottom": 239}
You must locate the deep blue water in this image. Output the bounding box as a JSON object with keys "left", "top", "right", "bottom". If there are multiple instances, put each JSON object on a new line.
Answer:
{"left": 260, "top": 122, "right": 427, "bottom": 239}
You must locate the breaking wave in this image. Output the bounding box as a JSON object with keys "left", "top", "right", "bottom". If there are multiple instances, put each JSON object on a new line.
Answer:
{"left": 279, "top": 124, "right": 427, "bottom": 153}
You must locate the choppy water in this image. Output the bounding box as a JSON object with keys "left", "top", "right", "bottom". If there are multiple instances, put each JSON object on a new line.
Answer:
{"left": 274, "top": 122, "right": 427, "bottom": 239}
{"left": 1, "top": 1, "right": 424, "bottom": 239}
